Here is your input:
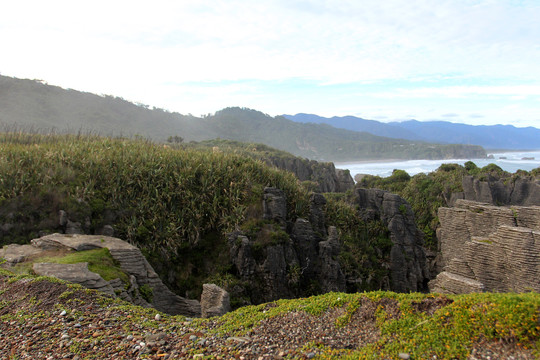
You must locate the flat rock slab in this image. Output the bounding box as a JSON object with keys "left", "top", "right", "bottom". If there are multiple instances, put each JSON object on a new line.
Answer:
{"left": 31, "top": 233, "right": 138, "bottom": 252}
{"left": 32, "top": 262, "right": 115, "bottom": 296}
{"left": 0, "top": 244, "right": 43, "bottom": 265}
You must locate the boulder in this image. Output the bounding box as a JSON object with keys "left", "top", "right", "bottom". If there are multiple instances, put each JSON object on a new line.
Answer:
{"left": 0, "top": 244, "right": 44, "bottom": 265}
{"left": 265, "top": 157, "right": 354, "bottom": 193}
{"left": 309, "top": 193, "right": 327, "bottom": 237}
{"left": 200, "top": 284, "right": 231, "bottom": 318}
{"left": 228, "top": 190, "right": 347, "bottom": 304}
{"left": 318, "top": 226, "right": 346, "bottom": 292}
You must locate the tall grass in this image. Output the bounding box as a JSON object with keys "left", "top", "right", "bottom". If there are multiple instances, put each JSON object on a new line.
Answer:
{"left": 0, "top": 132, "right": 309, "bottom": 254}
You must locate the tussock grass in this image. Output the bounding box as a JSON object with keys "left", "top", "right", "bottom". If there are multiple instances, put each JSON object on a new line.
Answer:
{"left": 0, "top": 132, "right": 309, "bottom": 251}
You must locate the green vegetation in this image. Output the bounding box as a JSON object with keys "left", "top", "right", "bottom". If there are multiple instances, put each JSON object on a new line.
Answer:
{"left": 358, "top": 162, "right": 538, "bottom": 249}
{"left": 9, "top": 247, "right": 129, "bottom": 285}
{"left": 325, "top": 198, "right": 392, "bottom": 291}
{"left": 0, "top": 132, "right": 392, "bottom": 300}
{"left": 2, "top": 269, "right": 538, "bottom": 360}
{"left": 0, "top": 75, "right": 486, "bottom": 161}
{"left": 138, "top": 284, "right": 154, "bottom": 303}
{"left": 208, "top": 291, "right": 540, "bottom": 359}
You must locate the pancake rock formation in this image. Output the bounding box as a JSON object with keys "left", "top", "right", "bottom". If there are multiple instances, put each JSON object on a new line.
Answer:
{"left": 429, "top": 200, "right": 540, "bottom": 294}
{"left": 0, "top": 233, "right": 203, "bottom": 316}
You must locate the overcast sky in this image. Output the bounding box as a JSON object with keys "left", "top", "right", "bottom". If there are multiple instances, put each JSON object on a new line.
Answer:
{"left": 2, "top": 0, "right": 540, "bottom": 127}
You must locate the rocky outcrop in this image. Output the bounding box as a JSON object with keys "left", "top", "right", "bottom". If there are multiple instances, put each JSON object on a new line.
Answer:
{"left": 200, "top": 284, "right": 231, "bottom": 318}
{"left": 451, "top": 175, "right": 540, "bottom": 206}
{"left": 266, "top": 157, "right": 354, "bottom": 193}
{"left": 33, "top": 262, "right": 116, "bottom": 297}
{"left": 429, "top": 200, "right": 540, "bottom": 294}
{"left": 0, "top": 233, "right": 201, "bottom": 316}
{"left": 228, "top": 187, "right": 346, "bottom": 304}
{"left": 355, "top": 188, "right": 430, "bottom": 292}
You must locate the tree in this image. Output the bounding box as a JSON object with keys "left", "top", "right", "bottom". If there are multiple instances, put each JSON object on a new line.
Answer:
{"left": 167, "top": 135, "right": 184, "bottom": 144}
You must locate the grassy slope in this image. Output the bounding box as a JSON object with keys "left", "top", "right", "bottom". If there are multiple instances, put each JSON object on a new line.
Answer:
{"left": 0, "top": 270, "right": 538, "bottom": 359}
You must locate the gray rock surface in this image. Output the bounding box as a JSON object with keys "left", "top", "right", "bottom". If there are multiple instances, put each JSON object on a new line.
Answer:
{"left": 32, "top": 262, "right": 115, "bottom": 297}
{"left": 265, "top": 157, "right": 354, "bottom": 193}
{"left": 0, "top": 244, "right": 43, "bottom": 265}
{"left": 200, "top": 284, "right": 231, "bottom": 318}
{"left": 355, "top": 188, "right": 430, "bottom": 292}
{"left": 458, "top": 175, "right": 540, "bottom": 206}
{"left": 228, "top": 188, "right": 346, "bottom": 304}
{"left": 263, "top": 187, "right": 287, "bottom": 225}
{"left": 429, "top": 200, "right": 540, "bottom": 293}
{"left": 1, "top": 233, "right": 201, "bottom": 316}
{"left": 318, "top": 226, "right": 346, "bottom": 292}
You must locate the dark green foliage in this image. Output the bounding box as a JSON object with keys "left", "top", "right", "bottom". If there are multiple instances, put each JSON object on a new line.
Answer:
{"left": 0, "top": 132, "right": 397, "bottom": 300}
{"left": 325, "top": 198, "right": 392, "bottom": 291}
{"left": 138, "top": 284, "right": 153, "bottom": 303}
{"left": 0, "top": 132, "right": 313, "bottom": 296}
{"left": 358, "top": 162, "right": 538, "bottom": 249}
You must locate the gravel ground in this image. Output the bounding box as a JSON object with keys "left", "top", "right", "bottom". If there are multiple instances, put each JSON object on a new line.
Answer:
{"left": 0, "top": 276, "right": 536, "bottom": 360}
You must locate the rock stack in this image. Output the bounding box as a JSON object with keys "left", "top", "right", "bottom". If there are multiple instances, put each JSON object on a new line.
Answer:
{"left": 429, "top": 200, "right": 540, "bottom": 294}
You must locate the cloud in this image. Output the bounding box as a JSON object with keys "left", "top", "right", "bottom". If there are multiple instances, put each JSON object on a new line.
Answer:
{"left": 441, "top": 113, "right": 459, "bottom": 117}
{"left": 1, "top": 1, "right": 540, "bottom": 127}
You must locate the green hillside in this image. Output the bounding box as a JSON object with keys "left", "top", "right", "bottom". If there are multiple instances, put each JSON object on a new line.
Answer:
{"left": 0, "top": 75, "right": 486, "bottom": 161}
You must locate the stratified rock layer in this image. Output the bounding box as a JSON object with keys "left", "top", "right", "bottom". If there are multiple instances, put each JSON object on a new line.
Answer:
{"left": 429, "top": 200, "right": 540, "bottom": 294}
{"left": 355, "top": 188, "right": 430, "bottom": 292}
{"left": 450, "top": 175, "right": 540, "bottom": 206}
{"left": 0, "top": 233, "right": 201, "bottom": 316}
{"left": 229, "top": 187, "right": 346, "bottom": 304}
{"left": 201, "top": 283, "right": 231, "bottom": 318}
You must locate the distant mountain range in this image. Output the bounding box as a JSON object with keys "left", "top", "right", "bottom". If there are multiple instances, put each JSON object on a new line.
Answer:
{"left": 0, "top": 75, "right": 485, "bottom": 161}
{"left": 283, "top": 114, "right": 540, "bottom": 150}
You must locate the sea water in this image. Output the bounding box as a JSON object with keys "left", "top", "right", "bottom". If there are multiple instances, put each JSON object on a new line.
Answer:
{"left": 336, "top": 150, "right": 540, "bottom": 178}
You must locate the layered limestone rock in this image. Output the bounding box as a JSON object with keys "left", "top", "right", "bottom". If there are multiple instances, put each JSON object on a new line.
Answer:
{"left": 228, "top": 187, "right": 345, "bottom": 304}
{"left": 450, "top": 175, "right": 540, "bottom": 206}
{"left": 266, "top": 157, "right": 355, "bottom": 193}
{"left": 429, "top": 200, "right": 540, "bottom": 294}
{"left": 200, "top": 284, "right": 231, "bottom": 318}
{"left": 0, "top": 233, "right": 201, "bottom": 316}
{"left": 355, "top": 188, "right": 430, "bottom": 292}
{"left": 32, "top": 262, "right": 116, "bottom": 297}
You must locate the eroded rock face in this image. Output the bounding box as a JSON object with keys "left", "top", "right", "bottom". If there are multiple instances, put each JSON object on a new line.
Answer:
{"left": 454, "top": 175, "right": 540, "bottom": 206}
{"left": 355, "top": 188, "right": 430, "bottom": 293}
{"left": 429, "top": 200, "right": 540, "bottom": 294}
{"left": 0, "top": 233, "right": 201, "bottom": 316}
{"left": 266, "top": 157, "right": 354, "bottom": 193}
{"left": 228, "top": 187, "right": 346, "bottom": 304}
{"left": 201, "top": 284, "right": 231, "bottom": 318}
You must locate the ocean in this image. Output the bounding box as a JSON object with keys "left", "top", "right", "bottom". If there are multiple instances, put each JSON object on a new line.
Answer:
{"left": 335, "top": 150, "right": 540, "bottom": 179}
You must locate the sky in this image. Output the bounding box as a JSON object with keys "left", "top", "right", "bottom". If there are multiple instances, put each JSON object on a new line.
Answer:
{"left": 1, "top": 0, "right": 540, "bottom": 127}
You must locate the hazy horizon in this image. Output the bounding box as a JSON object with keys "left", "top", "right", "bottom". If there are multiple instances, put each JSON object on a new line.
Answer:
{"left": 1, "top": 1, "right": 539, "bottom": 128}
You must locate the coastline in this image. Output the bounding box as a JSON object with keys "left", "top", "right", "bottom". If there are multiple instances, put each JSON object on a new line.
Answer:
{"left": 334, "top": 159, "right": 401, "bottom": 166}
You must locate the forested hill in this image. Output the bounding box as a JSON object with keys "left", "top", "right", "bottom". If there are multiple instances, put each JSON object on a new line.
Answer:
{"left": 284, "top": 113, "right": 540, "bottom": 150}
{"left": 0, "top": 75, "right": 485, "bottom": 161}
